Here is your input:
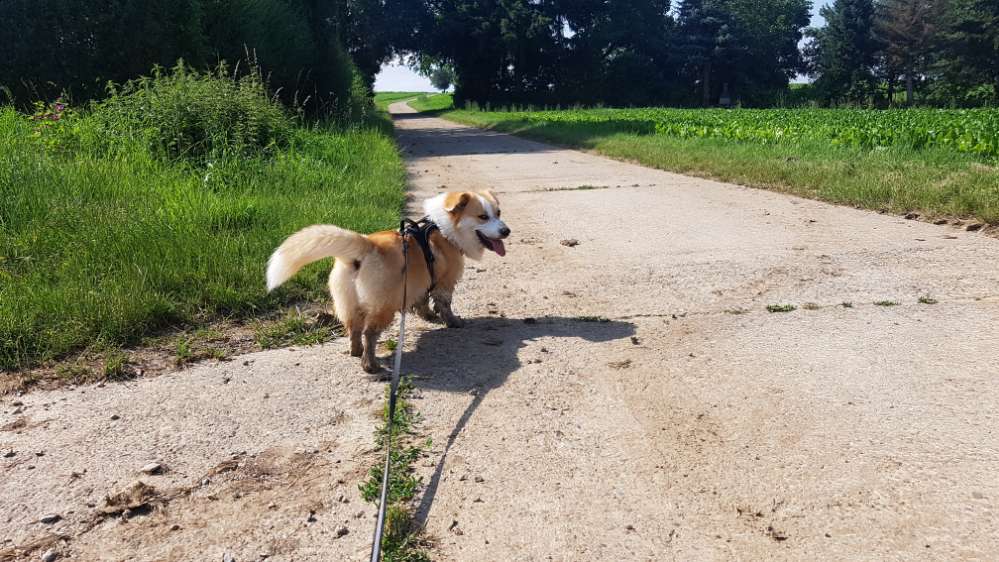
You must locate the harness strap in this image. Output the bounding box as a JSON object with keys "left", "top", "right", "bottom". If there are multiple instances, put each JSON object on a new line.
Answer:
{"left": 400, "top": 217, "right": 440, "bottom": 293}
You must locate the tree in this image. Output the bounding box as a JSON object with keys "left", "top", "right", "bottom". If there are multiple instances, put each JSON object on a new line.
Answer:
{"left": 875, "top": 0, "right": 939, "bottom": 105}
{"left": 808, "top": 0, "right": 879, "bottom": 104}
{"left": 934, "top": 0, "right": 999, "bottom": 104}
{"left": 676, "top": 0, "right": 811, "bottom": 106}
{"left": 430, "top": 66, "right": 456, "bottom": 91}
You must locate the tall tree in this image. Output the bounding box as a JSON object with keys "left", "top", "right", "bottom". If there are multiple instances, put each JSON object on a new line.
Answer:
{"left": 934, "top": 0, "right": 999, "bottom": 104}
{"left": 676, "top": 0, "right": 810, "bottom": 106}
{"left": 875, "top": 0, "right": 938, "bottom": 105}
{"left": 808, "top": 0, "right": 879, "bottom": 104}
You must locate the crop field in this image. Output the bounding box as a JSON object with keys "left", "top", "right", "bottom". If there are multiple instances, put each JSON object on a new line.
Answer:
{"left": 461, "top": 107, "right": 999, "bottom": 159}
{"left": 440, "top": 103, "right": 999, "bottom": 224}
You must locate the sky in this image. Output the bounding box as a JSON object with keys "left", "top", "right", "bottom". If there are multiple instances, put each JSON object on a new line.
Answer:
{"left": 373, "top": 1, "right": 833, "bottom": 92}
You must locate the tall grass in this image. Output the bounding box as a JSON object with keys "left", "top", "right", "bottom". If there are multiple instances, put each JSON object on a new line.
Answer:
{"left": 0, "top": 69, "right": 405, "bottom": 370}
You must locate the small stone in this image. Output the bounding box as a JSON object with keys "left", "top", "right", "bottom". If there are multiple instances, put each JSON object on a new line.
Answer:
{"left": 933, "top": 219, "right": 949, "bottom": 225}
{"left": 474, "top": 476, "right": 484, "bottom": 483}
{"left": 39, "top": 513, "right": 61, "bottom": 524}
{"left": 307, "top": 511, "right": 317, "bottom": 523}
{"left": 335, "top": 526, "right": 349, "bottom": 538}
{"left": 904, "top": 212, "right": 920, "bottom": 220}
{"left": 2, "top": 450, "right": 14, "bottom": 458}
{"left": 141, "top": 462, "right": 163, "bottom": 475}
{"left": 222, "top": 553, "right": 236, "bottom": 562}
{"left": 40, "top": 549, "right": 57, "bottom": 562}
{"left": 12, "top": 400, "right": 23, "bottom": 406}
{"left": 560, "top": 239, "right": 580, "bottom": 247}
{"left": 110, "top": 414, "right": 120, "bottom": 421}
{"left": 170, "top": 524, "right": 181, "bottom": 531}
{"left": 35, "top": 451, "right": 45, "bottom": 457}
{"left": 966, "top": 223, "right": 985, "bottom": 232}
{"left": 630, "top": 336, "right": 641, "bottom": 345}
{"left": 354, "top": 511, "right": 365, "bottom": 518}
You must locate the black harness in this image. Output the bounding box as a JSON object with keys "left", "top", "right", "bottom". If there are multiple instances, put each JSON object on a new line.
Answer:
{"left": 400, "top": 217, "right": 440, "bottom": 292}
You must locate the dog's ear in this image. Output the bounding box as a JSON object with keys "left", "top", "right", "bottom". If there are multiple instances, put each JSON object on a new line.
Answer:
{"left": 444, "top": 192, "right": 471, "bottom": 213}
{"left": 482, "top": 189, "right": 499, "bottom": 205}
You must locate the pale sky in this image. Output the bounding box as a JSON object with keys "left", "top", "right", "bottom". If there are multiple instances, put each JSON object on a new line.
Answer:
{"left": 373, "top": 1, "right": 832, "bottom": 92}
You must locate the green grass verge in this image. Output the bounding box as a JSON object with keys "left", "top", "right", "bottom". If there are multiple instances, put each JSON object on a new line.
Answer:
{"left": 374, "top": 92, "right": 427, "bottom": 111}
{"left": 408, "top": 94, "right": 454, "bottom": 113}
{"left": 360, "top": 379, "right": 432, "bottom": 562}
{"left": 0, "top": 107, "right": 405, "bottom": 370}
{"left": 439, "top": 109, "right": 999, "bottom": 224}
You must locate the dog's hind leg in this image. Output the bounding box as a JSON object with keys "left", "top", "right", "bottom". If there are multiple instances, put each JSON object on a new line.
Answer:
{"left": 348, "top": 323, "right": 364, "bottom": 357}
{"left": 361, "top": 328, "right": 382, "bottom": 374}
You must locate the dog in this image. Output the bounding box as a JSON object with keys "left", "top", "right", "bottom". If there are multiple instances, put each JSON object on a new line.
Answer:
{"left": 265, "top": 190, "right": 510, "bottom": 373}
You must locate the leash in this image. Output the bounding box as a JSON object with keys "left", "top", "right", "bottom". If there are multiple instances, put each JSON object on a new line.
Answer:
{"left": 369, "top": 220, "right": 419, "bottom": 562}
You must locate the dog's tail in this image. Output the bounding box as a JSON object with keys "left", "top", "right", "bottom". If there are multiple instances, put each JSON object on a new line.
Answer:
{"left": 266, "top": 225, "right": 373, "bottom": 292}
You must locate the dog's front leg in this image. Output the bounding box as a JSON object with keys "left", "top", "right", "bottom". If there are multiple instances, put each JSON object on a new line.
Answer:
{"left": 432, "top": 290, "right": 463, "bottom": 328}
{"left": 411, "top": 294, "right": 440, "bottom": 322}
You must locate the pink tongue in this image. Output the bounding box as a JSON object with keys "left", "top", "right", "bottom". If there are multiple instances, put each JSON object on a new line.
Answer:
{"left": 492, "top": 239, "right": 506, "bottom": 257}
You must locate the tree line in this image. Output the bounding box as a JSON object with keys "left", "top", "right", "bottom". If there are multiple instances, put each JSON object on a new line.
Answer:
{"left": 808, "top": 0, "right": 999, "bottom": 106}
{"left": 2, "top": 0, "right": 997, "bottom": 111}
{"left": 0, "top": 0, "right": 414, "bottom": 113}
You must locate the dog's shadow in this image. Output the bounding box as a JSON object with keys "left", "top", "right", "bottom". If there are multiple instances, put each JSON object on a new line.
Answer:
{"left": 399, "top": 315, "right": 636, "bottom": 525}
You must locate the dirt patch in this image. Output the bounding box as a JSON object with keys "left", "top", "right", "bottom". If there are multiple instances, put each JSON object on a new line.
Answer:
{"left": 1, "top": 305, "right": 340, "bottom": 397}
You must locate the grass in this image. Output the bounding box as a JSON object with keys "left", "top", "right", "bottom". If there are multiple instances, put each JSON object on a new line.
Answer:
{"left": 0, "top": 105, "right": 405, "bottom": 370}
{"left": 434, "top": 108, "right": 999, "bottom": 225}
{"left": 374, "top": 92, "right": 427, "bottom": 111}
{"left": 253, "top": 311, "right": 342, "bottom": 349}
{"left": 767, "top": 304, "right": 797, "bottom": 313}
{"left": 874, "top": 300, "right": 901, "bottom": 306}
{"left": 360, "top": 379, "right": 432, "bottom": 562}
{"left": 918, "top": 296, "right": 939, "bottom": 305}
{"left": 408, "top": 93, "right": 454, "bottom": 113}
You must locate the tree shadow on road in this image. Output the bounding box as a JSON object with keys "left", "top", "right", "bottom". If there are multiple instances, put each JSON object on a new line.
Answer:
{"left": 401, "top": 315, "right": 636, "bottom": 525}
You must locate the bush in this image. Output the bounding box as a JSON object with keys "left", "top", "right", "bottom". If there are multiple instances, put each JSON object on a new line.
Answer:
{"left": 93, "top": 61, "right": 293, "bottom": 160}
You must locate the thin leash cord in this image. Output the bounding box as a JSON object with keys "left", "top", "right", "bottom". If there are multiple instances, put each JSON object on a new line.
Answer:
{"left": 370, "top": 226, "right": 410, "bottom": 562}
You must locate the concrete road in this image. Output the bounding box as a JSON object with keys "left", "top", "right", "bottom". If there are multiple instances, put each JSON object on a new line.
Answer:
{"left": 390, "top": 101, "right": 999, "bottom": 561}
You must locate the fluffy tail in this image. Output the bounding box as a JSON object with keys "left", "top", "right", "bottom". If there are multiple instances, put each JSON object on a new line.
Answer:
{"left": 266, "top": 225, "right": 373, "bottom": 292}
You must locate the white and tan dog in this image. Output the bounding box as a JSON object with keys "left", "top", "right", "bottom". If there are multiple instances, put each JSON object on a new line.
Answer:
{"left": 266, "top": 191, "right": 510, "bottom": 373}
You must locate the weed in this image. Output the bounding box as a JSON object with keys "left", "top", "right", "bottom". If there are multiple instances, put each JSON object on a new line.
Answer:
{"left": 175, "top": 339, "right": 194, "bottom": 366}
{"left": 767, "top": 304, "right": 797, "bottom": 313}
{"left": 360, "top": 378, "right": 432, "bottom": 562}
{"left": 841, "top": 302, "right": 854, "bottom": 308}
{"left": 874, "top": 300, "right": 900, "bottom": 307}
{"left": 253, "top": 312, "right": 340, "bottom": 349}
{"left": 918, "top": 296, "right": 939, "bottom": 305}
{"left": 102, "top": 350, "right": 130, "bottom": 380}
{"left": 55, "top": 361, "right": 94, "bottom": 382}
{"left": 385, "top": 338, "right": 398, "bottom": 352}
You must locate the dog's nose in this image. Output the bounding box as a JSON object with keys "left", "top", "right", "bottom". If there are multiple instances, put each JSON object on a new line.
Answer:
{"left": 500, "top": 227, "right": 511, "bottom": 238}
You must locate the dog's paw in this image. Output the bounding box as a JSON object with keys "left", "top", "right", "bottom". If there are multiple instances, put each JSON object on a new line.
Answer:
{"left": 362, "top": 358, "right": 383, "bottom": 374}
{"left": 444, "top": 316, "right": 465, "bottom": 329}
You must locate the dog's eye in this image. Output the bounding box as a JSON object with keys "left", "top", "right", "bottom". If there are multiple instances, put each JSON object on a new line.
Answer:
{"left": 496, "top": 210, "right": 501, "bottom": 218}
{"left": 478, "top": 214, "right": 489, "bottom": 220}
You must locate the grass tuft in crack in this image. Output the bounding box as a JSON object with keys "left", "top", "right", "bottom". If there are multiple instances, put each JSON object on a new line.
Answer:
{"left": 767, "top": 304, "right": 796, "bottom": 313}
{"left": 361, "top": 378, "right": 432, "bottom": 562}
